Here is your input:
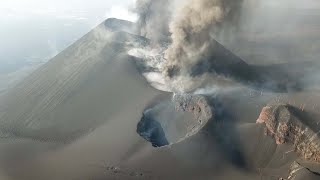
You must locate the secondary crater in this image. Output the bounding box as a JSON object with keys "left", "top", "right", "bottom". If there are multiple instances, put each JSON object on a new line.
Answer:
{"left": 137, "top": 94, "right": 214, "bottom": 147}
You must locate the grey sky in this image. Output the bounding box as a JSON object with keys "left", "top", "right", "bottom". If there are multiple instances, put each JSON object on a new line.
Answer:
{"left": 1, "top": 0, "right": 319, "bottom": 27}
{"left": 0, "top": 0, "right": 137, "bottom": 23}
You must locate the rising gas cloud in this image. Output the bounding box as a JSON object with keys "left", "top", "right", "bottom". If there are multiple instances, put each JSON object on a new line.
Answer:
{"left": 130, "top": 0, "right": 320, "bottom": 93}
{"left": 133, "top": 0, "right": 244, "bottom": 92}
{"left": 164, "top": 0, "right": 244, "bottom": 77}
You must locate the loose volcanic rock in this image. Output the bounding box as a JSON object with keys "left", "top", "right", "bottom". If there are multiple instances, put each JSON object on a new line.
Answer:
{"left": 257, "top": 104, "right": 320, "bottom": 163}
{"left": 173, "top": 94, "right": 214, "bottom": 125}
{"left": 172, "top": 94, "right": 214, "bottom": 139}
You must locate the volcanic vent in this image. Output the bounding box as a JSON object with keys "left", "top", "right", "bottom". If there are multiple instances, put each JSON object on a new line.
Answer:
{"left": 137, "top": 94, "right": 214, "bottom": 147}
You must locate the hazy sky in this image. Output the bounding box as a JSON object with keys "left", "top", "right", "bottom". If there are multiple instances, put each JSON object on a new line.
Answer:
{"left": 264, "top": 0, "right": 320, "bottom": 9}
{"left": 1, "top": 0, "right": 320, "bottom": 26}
{"left": 0, "top": 0, "right": 136, "bottom": 75}
{"left": 0, "top": 0, "right": 137, "bottom": 22}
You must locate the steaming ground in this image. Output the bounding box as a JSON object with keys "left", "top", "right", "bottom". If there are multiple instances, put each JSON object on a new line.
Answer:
{"left": 0, "top": 7, "right": 320, "bottom": 180}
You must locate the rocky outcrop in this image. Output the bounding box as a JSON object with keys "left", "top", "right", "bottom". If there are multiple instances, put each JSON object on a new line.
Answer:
{"left": 257, "top": 104, "right": 320, "bottom": 163}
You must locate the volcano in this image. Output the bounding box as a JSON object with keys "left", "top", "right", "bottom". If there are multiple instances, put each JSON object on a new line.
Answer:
{"left": 0, "top": 18, "right": 319, "bottom": 180}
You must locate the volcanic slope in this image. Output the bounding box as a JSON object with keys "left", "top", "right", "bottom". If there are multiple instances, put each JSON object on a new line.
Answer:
{"left": 0, "top": 18, "right": 172, "bottom": 179}
{"left": 1, "top": 18, "right": 320, "bottom": 180}
{"left": 0, "top": 18, "right": 159, "bottom": 142}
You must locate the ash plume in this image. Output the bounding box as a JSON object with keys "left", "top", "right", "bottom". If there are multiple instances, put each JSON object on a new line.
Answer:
{"left": 164, "top": 0, "right": 244, "bottom": 86}
{"left": 130, "top": 0, "right": 320, "bottom": 93}
{"left": 130, "top": 0, "right": 250, "bottom": 92}
{"left": 131, "top": 0, "right": 245, "bottom": 92}
{"left": 134, "top": 0, "right": 171, "bottom": 44}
